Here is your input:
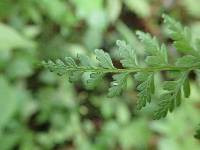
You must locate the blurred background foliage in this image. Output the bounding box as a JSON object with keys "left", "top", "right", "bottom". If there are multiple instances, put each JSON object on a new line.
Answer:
{"left": 0, "top": 0, "right": 200, "bottom": 149}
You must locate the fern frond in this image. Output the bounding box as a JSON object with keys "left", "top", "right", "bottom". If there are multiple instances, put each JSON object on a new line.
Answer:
{"left": 43, "top": 14, "right": 200, "bottom": 120}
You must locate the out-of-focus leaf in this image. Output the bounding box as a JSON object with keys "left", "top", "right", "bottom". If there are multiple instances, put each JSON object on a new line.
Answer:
{"left": 71, "top": 0, "right": 103, "bottom": 19}
{"left": 106, "top": 0, "right": 122, "bottom": 23}
{"left": 6, "top": 56, "right": 34, "bottom": 79}
{"left": 0, "top": 24, "right": 35, "bottom": 51}
{"left": 118, "top": 119, "right": 150, "bottom": 149}
{"left": 101, "top": 98, "right": 116, "bottom": 118}
{"left": 38, "top": 0, "right": 77, "bottom": 26}
{"left": 116, "top": 102, "right": 130, "bottom": 124}
{"left": 124, "top": 0, "right": 150, "bottom": 17}
{"left": 0, "top": 76, "right": 18, "bottom": 129}
{"left": 182, "top": 0, "right": 200, "bottom": 18}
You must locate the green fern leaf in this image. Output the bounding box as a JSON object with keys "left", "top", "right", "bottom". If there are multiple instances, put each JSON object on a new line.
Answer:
{"left": 135, "top": 31, "right": 166, "bottom": 109}
{"left": 175, "top": 55, "right": 200, "bottom": 67}
{"left": 154, "top": 72, "right": 189, "bottom": 119}
{"left": 162, "top": 14, "right": 194, "bottom": 52}
{"left": 134, "top": 72, "right": 154, "bottom": 109}
{"left": 69, "top": 71, "right": 82, "bottom": 82}
{"left": 84, "top": 72, "right": 104, "bottom": 90}
{"left": 64, "top": 57, "right": 77, "bottom": 67}
{"left": 78, "top": 54, "right": 93, "bottom": 67}
{"left": 42, "top": 59, "right": 67, "bottom": 76}
{"left": 95, "top": 49, "right": 116, "bottom": 69}
{"left": 116, "top": 40, "right": 138, "bottom": 68}
{"left": 78, "top": 54, "right": 104, "bottom": 89}
{"left": 136, "top": 31, "right": 168, "bottom": 66}
{"left": 64, "top": 57, "right": 82, "bottom": 82}
{"left": 108, "top": 73, "right": 129, "bottom": 97}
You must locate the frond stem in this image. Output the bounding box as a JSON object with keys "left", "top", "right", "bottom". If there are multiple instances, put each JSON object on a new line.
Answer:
{"left": 52, "top": 64, "right": 200, "bottom": 73}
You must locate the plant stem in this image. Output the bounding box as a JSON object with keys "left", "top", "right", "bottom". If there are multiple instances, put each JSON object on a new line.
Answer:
{"left": 54, "top": 64, "right": 200, "bottom": 74}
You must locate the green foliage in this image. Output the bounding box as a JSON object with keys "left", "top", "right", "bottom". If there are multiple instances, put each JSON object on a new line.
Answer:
{"left": 116, "top": 40, "right": 138, "bottom": 68}
{"left": 0, "top": 76, "right": 18, "bottom": 129}
{"left": 44, "top": 14, "right": 200, "bottom": 121}
{"left": 136, "top": 31, "right": 168, "bottom": 66}
{"left": 2, "top": 1, "right": 200, "bottom": 149}
{"left": 152, "top": 85, "right": 200, "bottom": 149}
{"left": 163, "top": 14, "right": 194, "bottom": 52}
{"left": 0, "top": 23, "right": 35, "bottom": 51}
{"left": 108, "top": 73, "right": 129, "bottom": 97}
{"left": 95, "top": 49, "right": 116, "bottom": 69}
{"left": 124, "top": 0, "right": 150, "bottom": 18}
{"left": 154, "top": 72, "right": 189, "bottom": 119}
{"left": 134, "top": 72, "right": 154, "bottom": 109}
{"left": 175, "top": 55, "right": 200, "bottom": 67}
{"left": 195, "top": 125, "right": 200, "bottom": 139}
